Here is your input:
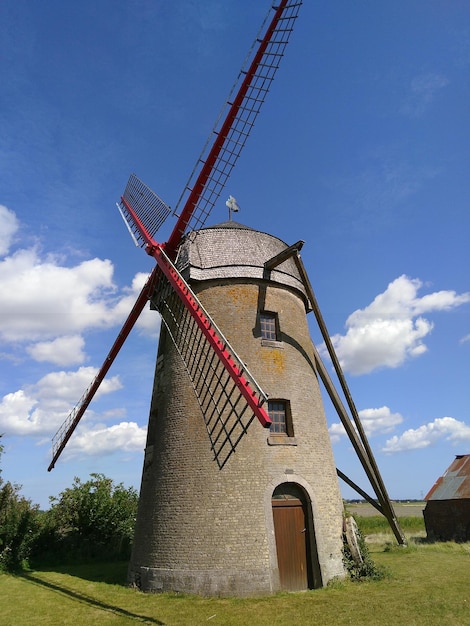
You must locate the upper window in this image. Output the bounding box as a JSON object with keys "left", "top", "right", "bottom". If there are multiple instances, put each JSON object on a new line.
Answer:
{"left": 260, "top": 312, "right": 278, "bottom": 341}
{"left": 268, "top": 400, "right": 293, "bottom": 436}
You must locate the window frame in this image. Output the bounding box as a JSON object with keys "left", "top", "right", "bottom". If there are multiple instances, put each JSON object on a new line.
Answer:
{"left": 267, "top": 399, "right": 295, "bottom": 443}
{"left": 260, "top": 310, "right": 280, "bottom": 344}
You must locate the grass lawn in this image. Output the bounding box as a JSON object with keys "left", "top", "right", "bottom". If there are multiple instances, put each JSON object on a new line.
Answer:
{"left": 1, "top": 538, "right": 470, "bottom": 625}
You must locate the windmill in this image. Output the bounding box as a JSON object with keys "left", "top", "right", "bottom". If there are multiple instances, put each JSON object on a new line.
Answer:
{"left": 48, "top": 1, "right": 405, "bottom": 595}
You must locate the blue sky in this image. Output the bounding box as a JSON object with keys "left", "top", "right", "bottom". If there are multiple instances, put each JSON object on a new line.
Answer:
{"left": 1, "top": 1, "right": 469, "bottom": 510}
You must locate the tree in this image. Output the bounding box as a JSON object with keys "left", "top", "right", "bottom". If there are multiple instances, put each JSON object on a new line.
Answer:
{"left": 0, "top": 439, "right": 139, "bottom": 567}
{"left": 38, "top": 473, "right": 139, "bottom": 562}
{"left": 0, "top": 437, "right": 39, "bottom": 571}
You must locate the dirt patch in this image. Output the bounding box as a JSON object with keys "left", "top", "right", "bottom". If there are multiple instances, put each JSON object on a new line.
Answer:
{"left": 345, "top": 502, "right": 425, "bottom": 517}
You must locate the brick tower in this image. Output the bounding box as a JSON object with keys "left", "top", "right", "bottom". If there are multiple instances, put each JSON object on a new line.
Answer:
{"left": 127, "top": 222, "right": 345, "bottom": 596}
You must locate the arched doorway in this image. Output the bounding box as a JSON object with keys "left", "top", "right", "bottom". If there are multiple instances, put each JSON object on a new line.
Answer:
{"left": 272, "top": 483, "right": 321, "bottom": 591}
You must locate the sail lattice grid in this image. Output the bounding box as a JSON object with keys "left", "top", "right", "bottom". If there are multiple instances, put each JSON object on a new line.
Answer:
{"left": 173, "top": 1, "right": 302, "bottom": 237}
{"left": 153, "top": 271, "right": 266, "bottom": 468}
{"left": 119, "top": 173, "right": 171, "bottom": 247}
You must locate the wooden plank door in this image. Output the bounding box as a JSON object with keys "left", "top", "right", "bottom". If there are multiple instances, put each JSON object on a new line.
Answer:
{"left": 272, "top": 498, "right": 309, "bottom": 591}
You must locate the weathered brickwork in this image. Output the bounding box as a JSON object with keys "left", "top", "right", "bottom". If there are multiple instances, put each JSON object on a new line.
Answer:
{"left": 128, "top": 224, "right": 345, "bottom": 596}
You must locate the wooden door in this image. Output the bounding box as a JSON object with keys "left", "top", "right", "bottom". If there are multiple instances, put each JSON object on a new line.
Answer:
{"left": 272, "top": 498, "right": 309, "bottom": 591}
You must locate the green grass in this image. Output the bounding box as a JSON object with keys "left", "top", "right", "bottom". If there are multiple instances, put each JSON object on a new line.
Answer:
{"left": 1, "top": 540, "right": 470, "bottom": 625}
{"left": 356, "top": 514, "right": 426, "bottom": 536}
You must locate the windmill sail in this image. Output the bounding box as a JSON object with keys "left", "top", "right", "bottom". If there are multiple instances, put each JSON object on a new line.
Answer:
{"left": 165, "top": 0, "right": 302, "bottom": 254}
{"left": 48, "top": 2, "right": 300, "bottom": 469}
{"left": 47, "top": 266, "right": 159, "bottom": 471}
{"left": 153, "top": 256, "right": 270, "bottom": 468}
{"left": 118, "top": 174, "right": 171, "bottom": 247}
{"left": 118, "top": 175, "right": 273, "bottom": 458}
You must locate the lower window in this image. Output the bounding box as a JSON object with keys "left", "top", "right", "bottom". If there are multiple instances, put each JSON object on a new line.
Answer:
{"left": 268, "top": 400, "right": 294, "bottom": 437}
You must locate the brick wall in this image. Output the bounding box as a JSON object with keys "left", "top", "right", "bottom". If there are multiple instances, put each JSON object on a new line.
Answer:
{"left": 128, "top": 226, "right": 345, "bottom": 595}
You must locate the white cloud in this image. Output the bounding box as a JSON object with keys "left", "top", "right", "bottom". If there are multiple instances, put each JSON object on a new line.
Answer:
{"left": 0, "top": 204, "right": 19, "bottom": 256}
{"left": 63, "top": 421, "right": 147, "bottom": 459}
{"left": 328, "top": 275, "right": 470, "bottom": 375}
{"left": 0, "top": 208, "right": 161, "bottom": 348}
{"left": 401, "top": 72, "right": 449, "bottom": 117}
{"left": 118, "top": 272, "right": 161, "bottom": 337}
{"left": 0, "top": 248, "right": 116, "bottom": 341}
{"left": 329, "top": 405, "right": 403, "bottom": 443}
{"left": 0, "top": 390, "right": 39, "bottom": 436}
{"left": 35, "top": 367, "right": 122, "bottom": 406}
{"left": 383, "top": 417, "right": 470, "bottom": 453}
{"left": 0, "top": 207, "right": 158, "bottom": 463}
{"left": 328, "top": 422, "right": 347, "bottom": 444}
{"left": 27, "top": 335, "right": 86, "bottom": 366}
{"left": 356, "top": 406, "right": 404, "bottom": 437}
{"left": 0, "top": 367, "right": 122, "bottom": 437}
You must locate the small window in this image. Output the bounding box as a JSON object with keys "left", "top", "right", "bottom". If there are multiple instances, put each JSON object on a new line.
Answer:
{"left": 260, "top": 312, "right": 278, "bottom": 341}
{"left": 268, "top": 400, "right": 293, "bottom": 437}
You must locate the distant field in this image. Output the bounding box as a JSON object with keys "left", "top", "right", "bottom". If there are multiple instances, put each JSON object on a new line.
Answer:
{"left": 346, "top": 501, "right": 425, "bottom": 518}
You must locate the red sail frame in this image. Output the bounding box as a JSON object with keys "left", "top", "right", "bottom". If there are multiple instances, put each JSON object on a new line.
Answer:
{"left": 150, "top": 246, "right": 271, "bottom": 427}
{"left": 48, "top": 1, "right": 302, "bottom": 470}
{"left": 165, "top": 0, "right": 299, "bottom": 257}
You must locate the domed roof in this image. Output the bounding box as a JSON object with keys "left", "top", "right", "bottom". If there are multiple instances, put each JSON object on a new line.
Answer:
{"left": 176, "top": 221, "right": 310, "bottom": 306}
{"left": 202, "top": 219, "right": 256, "bottom": 231}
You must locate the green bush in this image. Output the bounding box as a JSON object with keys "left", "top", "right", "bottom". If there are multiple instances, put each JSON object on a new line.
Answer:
{"left": 31, "top": 473, "right": 138, "bottom": 565}
{"left": 342, "top": 517, "right": 387, "bottom": 581}
{"left": 1, "top": 438, "right": 139, "bottom": 569}
{"left": 0, "top": 440, "right": 39, "bottom": 571}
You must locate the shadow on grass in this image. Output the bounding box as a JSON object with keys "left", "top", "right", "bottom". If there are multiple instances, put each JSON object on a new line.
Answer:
{"left": 30, "top": 560, "right": 129, "bottom": 584}
{"left": 19, "top": 570, "right": 165, "bottom": 625}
